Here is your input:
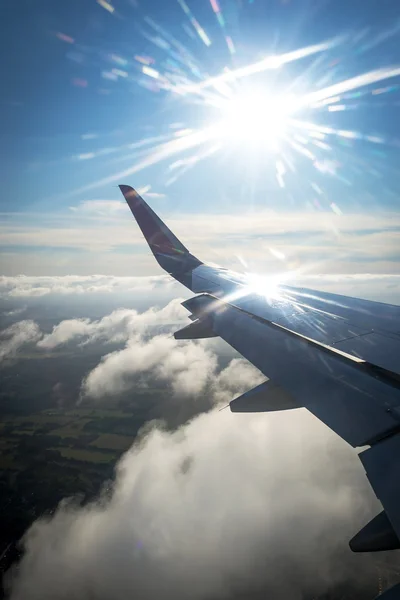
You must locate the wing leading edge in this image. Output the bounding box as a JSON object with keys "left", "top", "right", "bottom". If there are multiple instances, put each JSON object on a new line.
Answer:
{"left": 119, "top": 184, "right": 400, "bottom": 589}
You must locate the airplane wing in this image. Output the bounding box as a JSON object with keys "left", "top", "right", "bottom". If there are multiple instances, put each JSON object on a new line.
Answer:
{"left": 119, "top": 185, "right": 400, "bottom": 589}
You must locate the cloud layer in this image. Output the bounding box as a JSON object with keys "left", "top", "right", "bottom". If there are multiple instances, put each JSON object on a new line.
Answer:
{"left": 0, "top": 274, "right": 172, "bottom": 299}
{"left": 1, "top": 208, "right": 399, "bottom": 277}
{"left": 38, "top": 298, "right": 186, "bottom": 349}
{"left": 1, "top": 272, "right": 400, "bottom": 306}
{"left": 6, "top": 408, "right": 380, "bottom": 600}
{"left": 34, "top": 298, "right": 261, "bottom": 402}
{"left": 1, "top": 293, "right": 391, "bottom": 599}
{"left": 83, "top": 333, "right": 219, "bottom": 399}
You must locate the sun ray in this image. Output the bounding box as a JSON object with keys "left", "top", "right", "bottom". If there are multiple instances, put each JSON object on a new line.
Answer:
{"left": 51, "top": 3, "right": 400, "bottom": 224}
{"left": 175, "top": 37, "right": 344, "bottom": 95}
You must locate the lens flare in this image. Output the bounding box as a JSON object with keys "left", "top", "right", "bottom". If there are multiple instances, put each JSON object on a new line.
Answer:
{"left": 245, "top": 272, "right": 282, "bottom": 299}
{"left": 52, "top": 1, "right": 400, "bottom": 219}
{"left": 215, "top": 90, "right": 296, "bottom": 150}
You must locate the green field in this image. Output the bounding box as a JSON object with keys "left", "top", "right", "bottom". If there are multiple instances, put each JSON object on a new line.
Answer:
{"left": 54, "top": 447, "right": 117, "bottom": 463}
{"left": 0, "top": 456, "right": 23, "bottom": 470}
{"left": 90, "top": 433, "right": 134, "bottom": 451}
{"left": 50, "top": 419, "right": 93, "bottom": 438}
{"left": 0, "top": 406, "right": 136, "bottom": 473}
{"left": 0, "top": 342, "right": 172, "bottom": 560}
{"left": 3, "top": 414, "right": 73, "bottom": 431}
{"left": 0, "top": 439, "right": 15, "bottom": 450}
{"left": 61, "top": 408, "right": 129, "bottom": 419}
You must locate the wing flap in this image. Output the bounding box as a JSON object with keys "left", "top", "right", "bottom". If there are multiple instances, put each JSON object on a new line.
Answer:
{"left": 279, "top": 285, "right": 400, "bottom": 336}
{"left": 360, "top": 434, "right": 400, "bottom": 541}
{"left": 273, "top": 310, "right": 400, "bottom": 372}
{"left": 230, "top": 380, "right": 299, "bottom": 413}
{"left": 174, "top": 318, "right": 217, "bottom": 340}
{"left": 374, "top": 583, "right": 400, "bottom": 599}
{"left": 271, "top": 312, "right": 370, "bottom": 344}
{"left": 349, "top": 510, "right": 400, "bottom": 552}
{"left": 334, "top": 332, "right": 400, "bottom": 374}
{"left": 181, "top": 294, "right": 220, "bottom": 317}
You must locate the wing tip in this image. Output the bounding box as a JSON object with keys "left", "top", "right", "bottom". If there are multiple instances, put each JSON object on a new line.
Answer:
{"left": 119, "top": 184, "right": 139, "bottom": 198}
{"left": 118, "top": 182, "right": 202, "bottom": 279}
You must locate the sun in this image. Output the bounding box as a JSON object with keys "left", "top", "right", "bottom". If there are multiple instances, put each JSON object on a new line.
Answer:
{"left": 214, "top": 87, "right": 297, "bottom": 151}
{"left": 244, "top": 272, "right": 282, "bottom": 300}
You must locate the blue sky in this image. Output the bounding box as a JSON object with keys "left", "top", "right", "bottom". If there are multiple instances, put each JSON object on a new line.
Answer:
{"left": 1, "top": 0, "right": 400, "bottom": 281}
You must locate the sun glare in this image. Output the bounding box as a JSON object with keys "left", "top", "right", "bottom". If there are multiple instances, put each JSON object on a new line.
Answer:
{"left": 245, "top": 272, "right": 282, "bottom": 300}
{"left": 216, "top": 89, "right": 296, "bottom": 150}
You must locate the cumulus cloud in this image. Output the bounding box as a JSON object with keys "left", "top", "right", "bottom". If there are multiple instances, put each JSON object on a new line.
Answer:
{"left": 82, "top": 334, "right": 219, "bottom": 398}
{"left": 38, "top": 318, "right": 93, "bottom": 349}
{"left": 33, "top": 298, "right": 259, "bottom": 404}
{"left": 47, "top": 298, "right": 259, "bottom": 402}
{"left": 38, "top": 298, "right": 187, "bottom": 350}
{"left": 6, "top": 408, "right": 380, "bottom": 600}
{"left": 211, "top": 358, "right": 265, "bottom": 405}
{"left": 1, "top": 294, "right": 390, "bottom": 598}
{"left": 0, "top": 320, "right": 42, "bottom": 361}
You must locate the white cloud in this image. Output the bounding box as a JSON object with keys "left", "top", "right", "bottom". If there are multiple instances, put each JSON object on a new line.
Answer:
{"left": 68, "top": 188, "right": 165, "bottom": 216}
{"left": 38, "top": 298, "right": 258, "bottom": 402}
{"left": 1, "top": 298, "right": 388, "bottom": 598}
{"left": 38, "top": 318, "right": 93, "bottom": 349}
{"left": 144, "top": 192, "right": 166, "bottom": 198}
{"left": 0, "top": 251, "right": 161, "bottom": 277}
{"left": 38, "top": 299, "right": 187, "bottom": 350}
{"left": 1, "top": 202, "right": 399, "bottom": 282}
{"left": 0, "top": 320, "right": 42, "bottom": 361}
{"left": 1, "top": 271, "right": 398, "bottom": 307}
{"left": 82, "top": 334, "right": 219, "bottom": 399}
{"left": 0, "top": 206, "right": 399, "bottom": 287}
{"left": 69, "top": 200, "right": 128, "bottom": 216}
{"left": 0, "top": 274, "right": 173, "bottom": 298}
{"left": 6, "top": 408, "right": 380, "bottom": 600}
{"left": 1, "top": 209, "right": 399, "bottom": 260}
{"left": 211, "top": 358, "right": 265, "bottom": 405}
{"left": 15, "top": 294, "right": 255, "bottom": 402}
{"left": 34, "top": 298, "right": 224, "bottom": 399}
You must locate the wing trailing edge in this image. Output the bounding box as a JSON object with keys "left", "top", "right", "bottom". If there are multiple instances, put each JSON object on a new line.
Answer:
{"left": 229, "top": 380, "right": 299, "bottom": 413}
{"left": 174, "top": 317, "right": 217, "bottom": 340}
{"left": 349, "top": 510, "right": 400, "bottom": 552}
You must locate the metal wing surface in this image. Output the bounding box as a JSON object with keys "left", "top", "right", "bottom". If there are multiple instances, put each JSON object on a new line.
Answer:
{"left": 119, "top": 184, "right": 400, "bottom": 583}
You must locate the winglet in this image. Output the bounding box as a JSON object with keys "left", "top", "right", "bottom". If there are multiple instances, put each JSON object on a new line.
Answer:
{"left": 119, "top": 185, "right": 202, "bottom": 281}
